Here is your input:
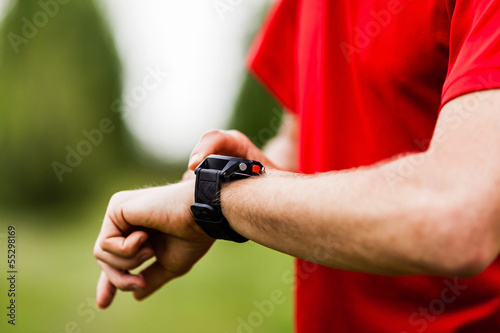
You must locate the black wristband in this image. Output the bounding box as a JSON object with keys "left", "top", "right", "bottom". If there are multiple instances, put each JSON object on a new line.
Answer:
{"left": 190, "top": 155, "right": 264, "bottom": 243}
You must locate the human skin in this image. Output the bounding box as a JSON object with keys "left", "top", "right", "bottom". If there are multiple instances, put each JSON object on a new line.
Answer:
{"left": 94, "top": 90, "right": 500, "bottom": 308}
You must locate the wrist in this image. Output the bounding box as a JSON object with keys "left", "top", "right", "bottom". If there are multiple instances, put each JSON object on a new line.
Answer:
{"left": 220, "top": 169, "right": 294, "bottom": 240}
{"left": 219, "top": 171, "right": 268, "bottom": 238}
{"left": 179, "top": 178, "right": 207, "bottom": 237}
{"left": 190, "top": 155, "right": 265, "bottom": 242}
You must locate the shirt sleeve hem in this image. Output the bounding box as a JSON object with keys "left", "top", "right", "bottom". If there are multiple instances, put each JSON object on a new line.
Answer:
{"left": 441, "top": 68, "right": 500, "bottom": 109}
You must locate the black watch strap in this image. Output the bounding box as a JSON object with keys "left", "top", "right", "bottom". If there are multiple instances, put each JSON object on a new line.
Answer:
{"left": 191, "top": 168, "right": 248, "bottom": 243}
{"left": 190, "top": 204, "right": 248, "bottom": 242}
{"left": 195, "top": 169, "right": 221, "bottom": 206}
{"left": 190, "top": 155, "right": 264, "bottom": 243}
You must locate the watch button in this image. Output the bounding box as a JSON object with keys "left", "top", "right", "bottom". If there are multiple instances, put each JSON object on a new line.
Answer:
{"left": 252, "top": 164, "right": 261, "bottom": 174}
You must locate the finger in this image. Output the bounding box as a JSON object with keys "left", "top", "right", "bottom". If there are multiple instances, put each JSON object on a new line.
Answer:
{"left": 188, "top": 129, "right": 278, "bottom": 171}
{"left": 134, "top": 236, "right": 213, "bottom": 300}
{"left": 96, "top": 271, "right": 117, "bottom": 309}
{"left": 94, "top": 246, "right": 155, "bottom": 271}
{"left": 100, "top": 230, "right": 149, "bottom": 258}
{"left": 133, "top": 261, "right": 174, "bottom": 301}
{"left": 98, "top": 261, "right": 147, "bottom": 291}
{"left": 188, "top": 130, "right": 255, "bottom": 170}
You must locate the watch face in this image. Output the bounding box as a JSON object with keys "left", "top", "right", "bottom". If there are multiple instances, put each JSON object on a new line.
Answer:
{"left": 198, "top": 155, "right": 264, "bottom": 179}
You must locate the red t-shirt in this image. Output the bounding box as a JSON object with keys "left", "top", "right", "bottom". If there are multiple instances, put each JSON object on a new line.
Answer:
{"left": 248, "top": 0, "right": 500, "bottom": 332}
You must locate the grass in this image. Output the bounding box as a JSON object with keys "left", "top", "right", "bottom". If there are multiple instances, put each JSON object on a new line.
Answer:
{"left": 0, "top": 164, "right": 293, "bottom": 333}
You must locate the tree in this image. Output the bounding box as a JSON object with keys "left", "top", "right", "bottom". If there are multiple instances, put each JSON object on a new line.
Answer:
{"left": 0, "top": 0, "right": 128, "bottom": 205}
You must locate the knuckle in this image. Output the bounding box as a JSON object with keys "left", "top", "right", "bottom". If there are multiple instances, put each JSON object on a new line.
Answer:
{"left": 121, "top": 246, "right": 136, "bottom": 258}
{"left": 106, "top": 190, "right": 134, "bottom": 226}
{"left": 113, "top": 260, "right": 133, "bottom": 271}
{"left": 99, "top": 238, "right": 111, "bottom": 252}
{"left": 227, "top": 129, "right": 243, "bottom": 137}
{"left": 201, "top": 129, "right": 223, "bottom": 140}
{"left": 109, "top": 191, "right": 128, "bottom": 206}
{"left": 228, "top": 130, "right": 251, "bottom": 148}
{"left": 125, "top": 259, "right": 143, "bottom": 271}
{"left": 93, "top": 246, "right": 102, "bottom": 260}
{"left": 227, "top": 129, "right": 246, "bottom": 140}
{"left": 114, "top": 281, "right": 129, "bottom": 290}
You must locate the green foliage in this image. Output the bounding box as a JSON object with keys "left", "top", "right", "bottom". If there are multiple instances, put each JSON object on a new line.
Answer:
{"left": 0, "top": 0, "right": 127, "bottom": 206}
{"left": 226, "top": 2, "right": 283, "bottom": 149}
{"left": 227, "top": 71, "right": 283, "bottom": 149}
{"left": 0, "top": 4, "right": 294, "bottom": 332}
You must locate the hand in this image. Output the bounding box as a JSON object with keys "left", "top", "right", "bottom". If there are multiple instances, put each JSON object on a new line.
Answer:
{"left": 187, "top": 129, "right": 279, "bottom": 171}
{"left": 93, "top": 180, "right": 214, "bottom": 309}
{"left": 182, "top": 129, "right": 282, "bottom": 181}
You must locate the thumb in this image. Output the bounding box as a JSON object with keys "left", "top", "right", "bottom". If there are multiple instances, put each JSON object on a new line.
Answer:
{"left": 188, "top": 129, "right": 276, "bottom": 170}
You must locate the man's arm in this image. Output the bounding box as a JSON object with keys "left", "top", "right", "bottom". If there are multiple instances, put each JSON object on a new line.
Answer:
{"left": 94, "top": 90, "right": 500, "bottom": 307}
{"left": 220, "top": 90, "right": 500, "bottom": 277}
{"left": 93, "top": 111, "right": 298, "bottom": 308}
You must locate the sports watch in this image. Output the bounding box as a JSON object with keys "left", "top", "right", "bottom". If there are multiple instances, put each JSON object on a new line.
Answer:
{"left": 190, "top": 154, "right": 265, "bottom": 243}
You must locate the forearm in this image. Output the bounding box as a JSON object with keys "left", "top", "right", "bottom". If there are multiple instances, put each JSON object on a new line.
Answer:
{"left": 221, "top": 163, "right": 442, "bottom": 276}
{"left": 221, "top": 90, "right": 500, "bottom": 278}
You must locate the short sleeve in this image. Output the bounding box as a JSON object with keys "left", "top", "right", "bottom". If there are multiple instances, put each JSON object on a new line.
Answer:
{"left": 441, "top": 0, "right": 500, "bottom": 107}
{"left": 247, "top": 0, "right": 298, "bottom": 112}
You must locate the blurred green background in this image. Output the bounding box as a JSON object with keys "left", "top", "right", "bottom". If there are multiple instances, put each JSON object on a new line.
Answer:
{"left": 0, "top": 0, "right": 291, "bottom": 332}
